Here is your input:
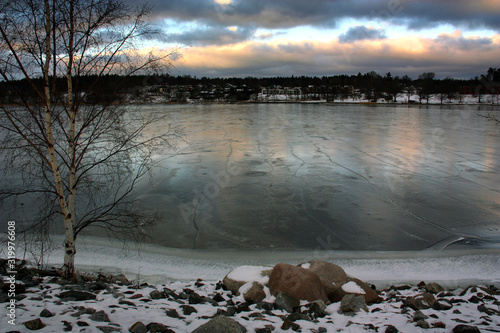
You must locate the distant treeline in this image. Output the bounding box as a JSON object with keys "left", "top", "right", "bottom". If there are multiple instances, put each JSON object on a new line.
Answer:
{"left": 1, "top": 68, "right": 499, "bottom": 104}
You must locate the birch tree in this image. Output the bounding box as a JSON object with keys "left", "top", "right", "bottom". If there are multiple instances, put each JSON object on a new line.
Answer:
{"left": 0, "top": 0, "right": 177, "bottom": 278}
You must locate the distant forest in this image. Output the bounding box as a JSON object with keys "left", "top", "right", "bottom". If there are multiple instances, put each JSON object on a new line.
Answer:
{"left": 1, "top": 67, "right": 499, "bottom": 104}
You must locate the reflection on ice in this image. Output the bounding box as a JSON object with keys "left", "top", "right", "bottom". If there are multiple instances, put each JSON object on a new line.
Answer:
{"left": 135, "top": 104, "right": 500, "bottom": 251}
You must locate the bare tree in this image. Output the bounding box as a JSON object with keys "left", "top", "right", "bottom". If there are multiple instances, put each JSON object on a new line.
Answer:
{"left": 0, "top": 0, "right": 178, "bottom": 278}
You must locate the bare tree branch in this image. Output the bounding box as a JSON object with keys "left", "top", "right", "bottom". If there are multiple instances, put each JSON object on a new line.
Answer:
{"left": 0, "top": 0, "right": 178, "bottom": 278}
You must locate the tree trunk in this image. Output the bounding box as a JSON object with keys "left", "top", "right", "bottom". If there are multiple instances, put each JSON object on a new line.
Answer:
{"left": 41, "top": 0, "right": 75, "bottom": 279}
{"left": 63, "top": 233, "right": 76, "bottom": 277}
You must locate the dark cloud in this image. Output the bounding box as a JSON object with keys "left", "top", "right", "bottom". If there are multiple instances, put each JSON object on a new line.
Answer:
{"left": 132, "top": 0, "right": 500, "bottom": 32}
{"left": 338, "top": 26, "right": 387, "bottom": 43}
{"left": 168, "top": 26, "right": 256, "bottom": 46}
{"left": 436, "top": 33, "right": 492, "bottom": 50}
{"left": 393, "top": 1, "right": 500, "bottom": 31}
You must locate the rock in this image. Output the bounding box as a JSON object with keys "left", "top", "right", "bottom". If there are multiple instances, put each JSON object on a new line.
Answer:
{"left": 298, "top": 260, "right": 348, "bottom": 300}
{"left": 149, "top": 289, "right": 162, "bottom": 299}
{"left": 268, "top": 263, "right": 328, "bottom": 302}
{"left": 89, "top": 281, "right": 108, "bottom": 291}
{"left": 113, "top": 273, "right": 131, "bottom": 285}
{"left": 189, "top": 292, "right": 204, "bottom": 304}
{"left": 452, "top": 325, "right": 481, "bottom": 333}
{"left": 299, "top": 260, "right": 348, "bottom": 284}
{"left": 416, "top": 319, "right": 430, "bottom": 329}
{"left": 274, "top": 292, "right": 300, "bottom": 313}
{"left": 118, "top": 299, "right": 135, "bottom": 306}
{"left": 77, "top": 321, "right": 89, "bottom": 326}
{"left": 223, "top": 266, "right": 273, "bottom": 295}
{"left": 90, "top": 310, "right": 110, "bottom": 322}
{"left": 23, "top": 318, "right": 45, "bottom": 330}
{"left": 433, "top": 322, "right": 447, "bottom": 328}
{"left": 404, "top": 293, "right": 436, "bottom": 310}
{"left": 202, "top": 296, "right": 218, "bottom": 306}
{"left": 146, "top": 322, "right": 175, "bottom": 333}
{"left": 308, "top": 299, "right": 327, "bottom": 318}
{"left": 165, "top": 308, "right": 182, "bottom": 319}
{"left": 425, "top": 282, "right": 445, "bottom": 293}
{"left": 256, "top": 301, "right": 274, "bottom": 311}
{"left": 192, "top": 316, "right": 247, "bottom": 333}
{"left": 181, "top": 304, "right": 198, "bottom": 316}
{"left": 249, "top": 312, "right": 264, "bottom": 318}
{"left": 468, "top": 296, "right": 482, "bottom": 303}
{"left": 478, "top": 303, "right": 500, "bottom": 315}
{"left": 235, "top": 302, "right": 251, "bottom": 313}
{"left": 286, "top": 312, "right": 301, "bottom": 322}
{"left": 384, "top": 325, "right": 399, "bottom": 333}
{"left": 281, "top": 319, "right": 301, "bottom": 331}
{"left": 243, "top": 282, "right": 266, "bottom": 304}
{"left": 97, "top": 326, "right": 121, "bottom": 333}
{"left": 39, "top": 309, "right": 54, "bottom": 318}
{"left": 340, "top": 294, "right": 368, "bottom": 314}
{"left": 62, "top": 320, "right": 72, "bottom": 332}
{"left": 413, "top": 310, "right": 428, "bottom": 321}
{"left": 389, "top": 285, "right": 412, "bottom": 291}
{"left": 213, "top": 293, "right": 225, "bottom": 302}
{"left": 433, "top": 300, "right": 453, "bottom": 310}
{"left": 57, "top": 290, "right": 97, "bottom": 301}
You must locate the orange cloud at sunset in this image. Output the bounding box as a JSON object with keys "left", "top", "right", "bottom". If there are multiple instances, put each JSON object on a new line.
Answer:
{"left": 170, "top": 32, "right": 499, "bottom": 78}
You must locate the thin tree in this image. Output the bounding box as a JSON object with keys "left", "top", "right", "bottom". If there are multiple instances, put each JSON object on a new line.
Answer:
{"left": 0, "top": 0, "right": 178, "bottom": 278}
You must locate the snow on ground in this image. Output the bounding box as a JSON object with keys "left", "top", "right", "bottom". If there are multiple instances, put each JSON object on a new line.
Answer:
{"left": 1, "top": 236, "right": 500, "bottom": 332}
{"left": 2, "top": 271, "right": 500, "bottom": 333}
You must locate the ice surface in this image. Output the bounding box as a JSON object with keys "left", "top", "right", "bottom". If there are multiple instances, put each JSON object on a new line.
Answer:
{"left": 2, "top": 103, "right": 500, "bottom": 252}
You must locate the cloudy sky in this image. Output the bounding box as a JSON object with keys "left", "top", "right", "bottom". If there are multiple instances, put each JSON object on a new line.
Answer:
{"left": 136, "top": 0, "right": 500, "bottom": 79}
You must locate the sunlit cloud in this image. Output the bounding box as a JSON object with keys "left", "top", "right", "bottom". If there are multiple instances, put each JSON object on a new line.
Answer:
{"left": 168, "top": 32, "right": 500, "bottom": 78}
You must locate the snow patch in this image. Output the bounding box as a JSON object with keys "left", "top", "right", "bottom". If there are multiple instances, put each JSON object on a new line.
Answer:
{"left": 300, "top": 262, "right": 311, "bottom": 269}
{"left": 227, "top": 265, "right": 271, "bottom": 285}
{"left": 342, "top": 281, "right": 366, "bottom": 294}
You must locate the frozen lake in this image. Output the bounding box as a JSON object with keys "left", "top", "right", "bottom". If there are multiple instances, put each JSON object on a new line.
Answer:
{"left": 134, "top": 103, "right": 500, "bottom": 251}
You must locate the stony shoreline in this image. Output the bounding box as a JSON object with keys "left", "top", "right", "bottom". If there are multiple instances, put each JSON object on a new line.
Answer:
{"left": 1, "top": 259, "right": 500, "bottom": 333}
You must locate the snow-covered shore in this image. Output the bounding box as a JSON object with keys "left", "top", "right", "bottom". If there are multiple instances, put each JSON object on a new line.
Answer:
{"left": 2, "top": 236, "right": 500, "bottom": 332}
{"left": 255, "top": 93, "right": 500, "bottom": 105}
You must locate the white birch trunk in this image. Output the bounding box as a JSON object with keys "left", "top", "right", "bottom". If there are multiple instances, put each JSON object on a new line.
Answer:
{"left": 41, "top": 0, "right": 76, "bottom": 278}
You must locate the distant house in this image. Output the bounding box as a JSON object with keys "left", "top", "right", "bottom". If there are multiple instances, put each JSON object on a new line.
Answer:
{"left": 261, "top": 87, "right": 302, "bottom": 97}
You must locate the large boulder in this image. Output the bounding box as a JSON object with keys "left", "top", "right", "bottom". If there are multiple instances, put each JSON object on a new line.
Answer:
{"left": 268, "top": 263, "right": 328, "bottom": 302}
{"left": 222, "top": 266, "right": 273, "bottom": 295}
{"left": 298, "top": 260, "right": 348, "bottom": 301}
{"left": 298, "top": 260, "right": 348, "bottom": 285}
{"left": 192, "top": 316, "right": 247, "bottom": 333}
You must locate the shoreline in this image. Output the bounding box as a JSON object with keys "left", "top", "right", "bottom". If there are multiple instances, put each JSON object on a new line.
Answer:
{"left": 1, "top": 258, "right": 499, "bottom": 333}
{"left": 2, "top": 234, "right": 499, "bottom": 287}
